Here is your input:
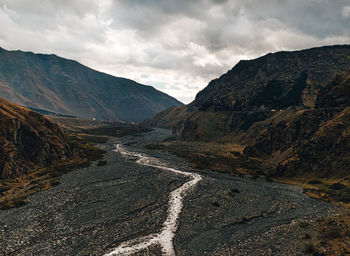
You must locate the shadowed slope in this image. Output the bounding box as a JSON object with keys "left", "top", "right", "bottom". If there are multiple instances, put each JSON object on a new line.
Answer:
{"left": 148, "top": 45, "right": 350, "bottom": 142}
{"left": 245, "top": 70, "right": 350, "bottom": 178}
{"left": 0, "top": 98, "right": 75, "bottom": 179}
{"left": 0, "top": 47, "right": 182, "bottom": 122}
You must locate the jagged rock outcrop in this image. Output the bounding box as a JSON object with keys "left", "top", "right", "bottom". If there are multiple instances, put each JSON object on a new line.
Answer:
{"left": 0, "top": 47, "right": 182, "bottom": 122}
{"left": 0, "top": 98, "right": 75, "bottom": 178}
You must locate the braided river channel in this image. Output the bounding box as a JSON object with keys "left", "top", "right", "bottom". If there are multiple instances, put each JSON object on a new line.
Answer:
{"left": 0, "top": 129, "right": 337, "bottom": 255}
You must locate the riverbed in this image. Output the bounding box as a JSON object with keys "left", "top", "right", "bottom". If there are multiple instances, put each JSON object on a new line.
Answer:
{"left": 0, "top": 129, "right": 337, "bottom": 255}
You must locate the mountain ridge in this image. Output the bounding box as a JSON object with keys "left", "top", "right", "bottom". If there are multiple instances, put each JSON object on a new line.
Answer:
{"left": 195, "top": 44, "right": 350, "bottom": 110}
{"left": 146, "top": 45, "right": 350, "bottom": 179}
{"left": 147, "top": 44, "right": 350, "bottom": 142}
{"left": 0, "top": 47, "right": 182, "bottom": 122}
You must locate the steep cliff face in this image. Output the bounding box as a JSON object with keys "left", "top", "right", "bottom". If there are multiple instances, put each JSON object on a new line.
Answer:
{"left": 244, "top": 70, "right": 350, "bottom": 177}
{"left": 0, "top": 47, "right": 182, "bottom": 122}
{"left": 166, "top": 45, "right": 350, "bottom": 141}
{"left": 0, "top": 98, "right": 75, "bottom": 179}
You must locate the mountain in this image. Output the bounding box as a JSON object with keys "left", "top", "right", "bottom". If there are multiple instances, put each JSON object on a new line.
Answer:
{"left": 143, "top": 105, "right": 190, "bottom": 129}
{"left": 244, "top": 70, "right": 350, "bottom": 178}
{"left": 0, "top": 47, "right": 182, "bottom": 122}
{"left": 195, "top": 45, "right": 350, "bottom": 111}
{"left": 0, "top": 97, "right": 76, "bottom": 179}
{"left": 148, "top": 45, "right": 350, "bottom": 142}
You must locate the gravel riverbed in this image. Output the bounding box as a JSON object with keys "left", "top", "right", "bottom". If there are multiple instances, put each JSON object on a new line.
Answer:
{"left": 0, "top": 129, "right": 338, "bottom": 255}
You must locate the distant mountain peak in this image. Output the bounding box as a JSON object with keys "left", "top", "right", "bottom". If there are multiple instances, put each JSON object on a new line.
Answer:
{"left": 0, "top": 47, "right": 182, "bottom": 122}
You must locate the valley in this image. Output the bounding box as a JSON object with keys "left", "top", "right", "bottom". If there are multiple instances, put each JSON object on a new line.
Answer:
{"left": 0, "top": 129, "right": 338, "bottom": 255}
{"left": 0, "top": 0, "right": 349, "bottom": 253}
{"left": 1, "top": 44, "right": 350, "bottom": 255}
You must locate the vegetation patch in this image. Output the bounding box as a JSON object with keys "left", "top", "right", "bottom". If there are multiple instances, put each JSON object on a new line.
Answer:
{"left": 84, "top": 124, "right": 152, "bottom": 137}
{"left": 97, "top": 160, "right": 107, "bottom": 167}
{"left": 144, "top": 140, "right": 264, "bottom": 176}
{"left": 307, "top": 180, "right": 322, "bottom": 185}
{"left": 273, "top": 177, "right": 350, "bottom": 255}
{"left": 145, "top": 138, "right": 350, "bottom": 255}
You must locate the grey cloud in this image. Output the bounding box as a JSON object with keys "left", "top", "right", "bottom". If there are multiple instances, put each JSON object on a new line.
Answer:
{"left": 240, "top": 0, "right": 350, "bottom": 38}
{"left": 0, "top": 0, "right": 99, "bottom": 17}
{"left": 344, "top": 6, "right": 350, "bottom": 18}
{"left": 0, "top": 0, "right": 349, "bottom": 103}
{"left": 211, "top": 0, "right": 229, "bottom": 4}
{"left": 107, "top": 0, "right": 350, "bottom": 58}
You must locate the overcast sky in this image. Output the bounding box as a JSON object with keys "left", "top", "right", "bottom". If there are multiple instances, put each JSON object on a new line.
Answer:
{"left": 0, "top": 0, "right": 349, "bottom": 103}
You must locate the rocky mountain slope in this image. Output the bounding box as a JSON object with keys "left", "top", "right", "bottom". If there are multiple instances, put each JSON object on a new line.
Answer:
{"left": 0, "top": 98, "right": 75, "bottom": 179}
{"left": 147, "top": 45, "right": 350, "bottom": 178}
{"left": 0, "top": 47, "right": 182, "bottom": 122}
{"left": 146, "top": 46, "right": 350, "bottom": 255}
{"left": 148, "top": 45, "right": 350, "bottom": 142}
{"left": 245, "top": 70, "right": 350, "bottom": 178}
{"left": 195, "top": 45, "right": 350, "bottom": 111}
{"left": 143, "top": 105, "right": 190, "bottom": 129}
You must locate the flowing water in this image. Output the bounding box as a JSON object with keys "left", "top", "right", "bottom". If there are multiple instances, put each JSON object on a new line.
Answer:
{"left": 105, "top": 144, "right": 202, "bottom": 256}
{"left": 0, "top": 129, "right": 338, "bottom": 256}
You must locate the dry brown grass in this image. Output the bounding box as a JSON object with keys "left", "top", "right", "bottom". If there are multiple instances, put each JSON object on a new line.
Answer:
{"left": 145, "top": 140, "right": 262, "bottom": 176}
{"left": 0, "top": 132, "right": 106, "bottom": 210}
{"left": 0, "top": 158, "right": 88, "bottom": 210}
{"left": 274, "top": 176, "right": 350, "bottom": 255}
{"left": 148, "top": 138, "right": 350, "bottom": 255}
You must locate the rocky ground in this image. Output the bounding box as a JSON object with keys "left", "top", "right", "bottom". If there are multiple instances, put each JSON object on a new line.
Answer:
{"left": 0, "top": 129, "right": 338, "bottom": 255}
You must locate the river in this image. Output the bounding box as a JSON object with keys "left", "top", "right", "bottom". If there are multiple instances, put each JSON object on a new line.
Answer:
{"left": 104, "top": 144, "right": 201, "bottom": 256}
{"left": 0, "top": 129, "right": 337, "bottom": 255}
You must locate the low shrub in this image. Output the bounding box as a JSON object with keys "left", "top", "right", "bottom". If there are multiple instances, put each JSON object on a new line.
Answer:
{"left": 97, "top": 160, "right": 107, "bottom": 167}
{"left": 307, "top": 180, "right": 322, "bottom": 185}
{"left": 329, "top": 183, "right": 346, "bottom": 190}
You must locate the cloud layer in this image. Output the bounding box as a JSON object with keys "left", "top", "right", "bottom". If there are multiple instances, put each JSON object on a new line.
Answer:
{"left": 0, "top": 0, "right": 349, "bottom": 103}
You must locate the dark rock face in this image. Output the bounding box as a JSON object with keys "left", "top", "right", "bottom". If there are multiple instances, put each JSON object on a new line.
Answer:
{"left": 243, "top": 109, "right": 336, "bottom": 158}
{"left": 172, "top": 110, "right": 271, "bottom": 142}
{"left": 195, "top": 45, "right": 350, "bottom": 111}
{"left": 148, "top": 45, "right": 350, "bottom": 178}
{"left": 315, "top": 71, "right": 350, "bottom": 108}
{"left": 244, "top": 70, "right": 350, "bottom": 177}
{"left": 0, "top": 47, "right": 182, "bottom": 122}
{"left": 166, "top": 45, "right": 350, "bottom": 141}
{"left": 0, "top": 98, "right": 74, "bottom": 178}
